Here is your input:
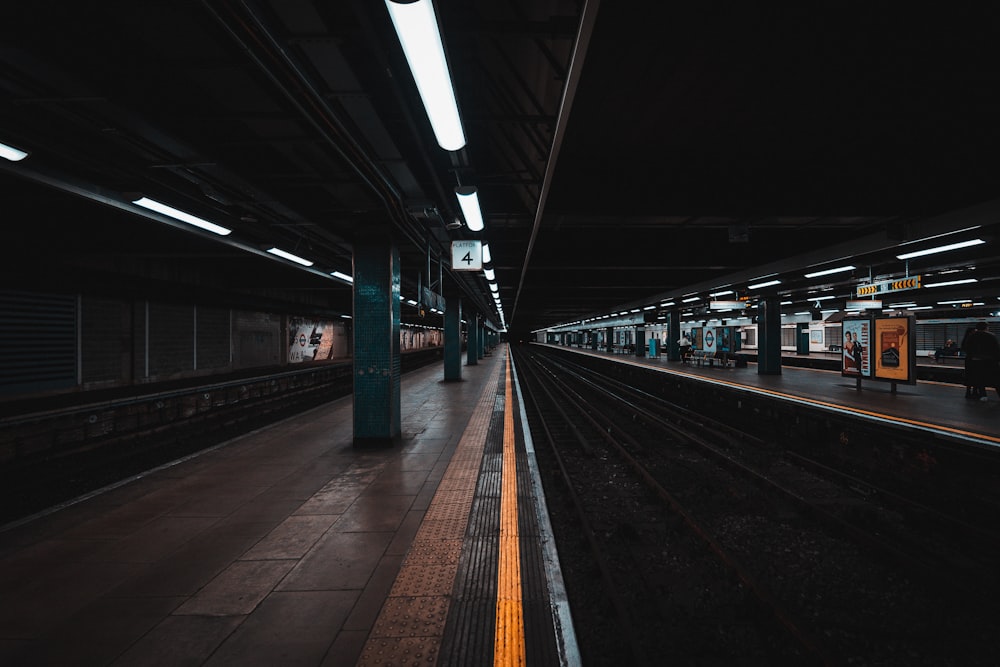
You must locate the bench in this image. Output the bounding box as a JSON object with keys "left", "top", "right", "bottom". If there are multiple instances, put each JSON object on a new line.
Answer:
{"left": 689, "top": 350, "right": 735, "bottom": 368}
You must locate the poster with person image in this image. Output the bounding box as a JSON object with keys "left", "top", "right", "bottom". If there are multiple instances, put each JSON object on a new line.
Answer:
{"left": 841, "top": 318, "right": 871, "bottom": 378}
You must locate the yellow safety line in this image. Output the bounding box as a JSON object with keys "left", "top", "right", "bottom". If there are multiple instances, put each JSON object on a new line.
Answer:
{"left": 495, "top": 350, "right": 526, "bottom": 666}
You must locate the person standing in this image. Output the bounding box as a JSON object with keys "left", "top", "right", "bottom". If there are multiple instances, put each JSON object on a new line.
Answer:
{"left": 961, "top": 322, "right": 1000, "bottom": 401}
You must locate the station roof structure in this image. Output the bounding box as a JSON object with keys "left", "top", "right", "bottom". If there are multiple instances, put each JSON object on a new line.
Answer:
{"left": 2, "top": 2, "right": 999, "bottom": 337}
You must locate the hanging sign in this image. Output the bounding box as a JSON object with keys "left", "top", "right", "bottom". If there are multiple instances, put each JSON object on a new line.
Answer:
{"left": 451, "top": 240, "right": 482, "bottom": 271}
{"left": 856, "top": 276, "right": 921, "bottom": 297}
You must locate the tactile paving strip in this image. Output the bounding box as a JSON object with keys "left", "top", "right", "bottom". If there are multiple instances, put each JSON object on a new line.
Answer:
{"left": 357, "top": 354, "right": 504, "bottom": 666}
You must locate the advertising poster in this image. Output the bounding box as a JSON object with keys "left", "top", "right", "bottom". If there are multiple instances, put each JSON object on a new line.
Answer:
{"left": 691, "top": 327, "right": 703, "bottom": 350}
{"left": 874, "top": 316, "right": 913, "bottom": 383}
{"left": 717, "top": 327, "right": 733, "bottom": 353}
{"left": 702, "top": 327, "right": 717, "bottom": 354}
{"left": 841, "top": 318, "right": 871, "bottom": 378}
{"left": 288, "top": 320, "right": 325, "bottom": 363}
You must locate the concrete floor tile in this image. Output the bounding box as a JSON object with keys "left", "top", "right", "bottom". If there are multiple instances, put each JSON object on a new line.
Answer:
{"left": 320, "top": 629, "right": 368, "bottom": 666}
{"left": 385, "top": 510, "right": 424, "bottom": 557}
{"left": 240, "top": 515, "right": 338, "bottom": 560}
{"left": 204, "top": 590, "right": 357, "bottom": 667}
{"left": 335, "top": 494, "right": 414, "bottom": 533}
{"left": 174, "top": 560, "right": 295, "bottom": 616}
{"left": 364, "top": 470, "right": 430, "bottom": 496}
{"left": 92, "top": 516, "right": 220, "bottom": 563}
{"left": 110, "top": 533, "right": 261, "bottom": 597}
{"left": 278, "top": 531, "right": 393, "bottom": 591}
{"left": 341, "top": 555, "right": 405, "bottom": 632}
{"left": 111, "top": 614, "right": 244, "bottom": 667}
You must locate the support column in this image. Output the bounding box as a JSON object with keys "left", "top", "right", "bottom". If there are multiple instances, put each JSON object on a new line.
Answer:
{"left": 667, "top": 311, "right": 681, "bottom": 361}
{"left": 478, "top": 323, "right": 485, "bottom": 359}
{"left": 635, "top": 326, "right": 646, "bottom": 357}
{"left": 352, "top": 232, "right": 401, "bottom": 446}
{"left": 605, "top": 326, "right": 614, "bottom": 353}
{"left": 467, "top": 313, "right": 479, "bottom": 366}
{"left": 757, "top": 296, "right": 782, "bottom": 375}
{"left": 444, "top": 298, "right": 462, "bottom": 381}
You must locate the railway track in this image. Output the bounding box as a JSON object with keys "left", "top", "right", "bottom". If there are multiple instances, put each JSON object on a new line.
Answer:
{"left": 513, "top": 345, "right": 997, "bottom": 666}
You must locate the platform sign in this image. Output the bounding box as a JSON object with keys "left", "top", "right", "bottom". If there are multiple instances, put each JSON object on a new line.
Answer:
{"left": 841, "top": 318, "right": 871, "bottom": 378}
{"left": 451, "top": 240, "right": 482, "bottom": 271}
{"left": 702, "top": 327, "right": 717, "bottom": 354}
{"left": 873, "top": 316, "right": 916, "bottom": 384}
{"left": 856, "top": 275, "right": 921, "bottom": 297}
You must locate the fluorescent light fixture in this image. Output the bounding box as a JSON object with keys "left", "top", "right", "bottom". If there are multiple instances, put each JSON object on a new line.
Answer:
{"left": 748, "top": 279, "right": 781, "bottom": 289}
{"left": 629, "top": 308, "right": 640, "bottom": 313}
{"left": 642, "top": 305, "right": 655, "bottom": 310}
{"left": 483, "top": 268, "right": 495, "bottom": 281}
{"left": 660, "top": 301, "right": 675, "bottom": 307}
{"left": 489, "top": 283, "right": 499, "bottom": 292}
{"left": 804, "top": 265, "right": 855, "bottom": 278}
{"left": 341, "top": 314, "right": 353, "bottom": 319}
{"left": 406, "top": 299, "right": 418, "bottom": 306}
{"left": 937, "top": 299, "right": 972, "bottom": 305}
{"left": 455, "top": 186, "right": 485, "bottom": 231}
{"left": 482, "top": 243, "right": 492, "bottom": 264}
{"left": 888, "top": 302, "right": 916, "bottom": 308}
{"left": 267, "top": 247, "right": 313, "bottom": 266}
{"left": 710, "top": 290, "right": 734, "bottom": 297}
{"left": 811, "top": 295, "right": 836, "bottom": 301}
{"left": 821, "top": 309, "right": 839, "bottom": 314}
{"left": 681, "top": 296, "right": 700, "bottom": 303}
{"left": 132, "top": 196, "right": 232, "bottom": 236}
{"left": 330, "top": 270, "right": 354, "bottom": 284}
{"left": 780, "top": 301, "right": 793, "bottom": 306}
{"left": 794, "top": 312, "right": 811, "bottom": 316}
{"left": 924, "top": 278, "right": 978, "bottom": 288}
{"left": 0, "top": 140, "right": 29, "bottom": 162}
{"left": 907, "top": 306, "right": 933, "bottom": 311}
{"left": 384, "top": 0, "right": 466, "bottom": 150}
{"left": 896, "top": 238, "right": 985, "bottom": 260}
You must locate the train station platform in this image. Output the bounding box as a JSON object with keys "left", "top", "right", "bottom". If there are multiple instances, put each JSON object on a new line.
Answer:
{"left": 550, "top": 345, "right": 1000, "bottom": 449}
{"left": 0, "top": 345, "right": 575, "bottom": 666}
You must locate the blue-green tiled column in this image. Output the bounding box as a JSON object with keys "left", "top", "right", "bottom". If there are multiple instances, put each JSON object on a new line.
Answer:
{"left": 758, "top": 295, "right": 782, "bottom": 375}
{"left": 352, "top": 234, "right": 401, "bottom": 447}
{"left": 444, "top": 298, "right": 462, "bottom": 381}
{"left": 477, "top": 323, "right": 485, "bottom": 359}
{"left": 467, "top": 313, "right": 479, "bottom": 366}
{"left": 668, "top": 311, "right": 681, "bottom": 361}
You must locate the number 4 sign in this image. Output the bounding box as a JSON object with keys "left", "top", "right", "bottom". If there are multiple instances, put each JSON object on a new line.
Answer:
{"left": 451, "top": 240, "right": 483, "bottom": 271}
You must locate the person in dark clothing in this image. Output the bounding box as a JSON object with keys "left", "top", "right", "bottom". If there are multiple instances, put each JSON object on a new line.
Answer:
{"left": 961, "top": 322, "right": 1000, "bottom": 401}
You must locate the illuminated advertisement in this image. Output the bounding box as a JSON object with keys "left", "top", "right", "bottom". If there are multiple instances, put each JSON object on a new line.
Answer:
{"left": 841, "top": 318, "right": 871, "bottom": 378}
{"left": 873, "top": 316, "right": 915, "bottom": 383}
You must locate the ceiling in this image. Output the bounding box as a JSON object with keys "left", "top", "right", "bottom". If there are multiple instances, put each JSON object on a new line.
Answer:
{"left": 2, "top": 2, "right": 999, "bottom": 337}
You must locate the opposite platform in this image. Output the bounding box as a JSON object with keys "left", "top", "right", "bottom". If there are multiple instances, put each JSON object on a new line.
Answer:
{"left": 0, "top": 344, "right": 572, "bottom": 666}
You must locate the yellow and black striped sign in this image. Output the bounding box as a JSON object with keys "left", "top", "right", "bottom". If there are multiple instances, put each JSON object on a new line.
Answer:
{"left": 856, "top": 275, "right": 921, "bottom": 297}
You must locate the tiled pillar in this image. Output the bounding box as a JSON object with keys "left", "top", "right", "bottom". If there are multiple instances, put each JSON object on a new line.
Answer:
{"left": 352, "top": 233, "right": 401, "bottom": 446}
{"left": 667, "top": 310, "right": 681, "bottom": 361}
{"left": 477, "top": 322, "right": 485, "bottom": 359}
{"left": 444, "top": 298, "right": 462, "bottom": 381}
{"left": 758, "top": 295, "right": 782, "bottom": 375}
{"left": 467, "top": 313, "right": 479, "bottom": 366}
